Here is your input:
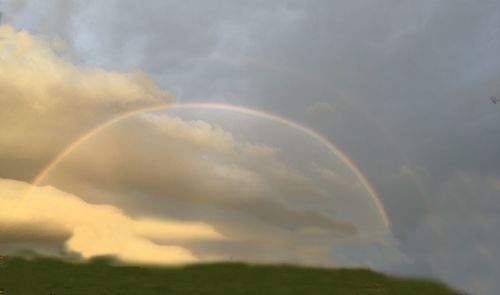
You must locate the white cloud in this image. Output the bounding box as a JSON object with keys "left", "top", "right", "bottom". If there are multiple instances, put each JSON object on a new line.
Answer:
{"left": 0, "top": 25, "right": 169, "bottom": 108}
{"left": 0, "top": 25, "right": 172, "bottom": 179}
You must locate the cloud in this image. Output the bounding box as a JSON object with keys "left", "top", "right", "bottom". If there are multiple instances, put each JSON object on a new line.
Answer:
{"left": 0, "top": 24, "right": 396, "bottom": 267}
{"left": 403, "top": 171, "right": 500, "bottom": 295}
{"left": 143, "top": 114, "right": 237, "bottom": 153}
{"left": 0, "top": 0, "right": 404, "bottom": 272}
{"left": 305, "top": 102, "right": 335, "bottom": 115}
{"left": 38, "top": 110, "right": 363, "bottom": 262}
{"left": 4, "top": 1, "right": 500, "bottom": 293}
{"left": 0, "top": 24, "right": 173, "bottom": 181}
{"left": 0, "top": 178, "right": 222, "bottom": 264}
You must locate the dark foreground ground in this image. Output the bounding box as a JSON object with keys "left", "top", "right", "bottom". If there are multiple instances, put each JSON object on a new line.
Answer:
{"left": 0, "top": 256, "right": 463, "bottom": 295}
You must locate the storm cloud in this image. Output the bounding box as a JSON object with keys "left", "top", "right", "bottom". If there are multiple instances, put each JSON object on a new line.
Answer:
{"left": 1, "top": 1, "right": 500, "bottom": 293}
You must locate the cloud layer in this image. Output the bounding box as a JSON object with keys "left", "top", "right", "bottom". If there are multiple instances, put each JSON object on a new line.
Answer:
{"left": 0, "top": 24, "right": 394, "bottom": 267}
{"left": 0, "top": 178, "right": 222, "bottom": 264}
{"left": 3, "top": 1, "right": 499, "bottom": 293}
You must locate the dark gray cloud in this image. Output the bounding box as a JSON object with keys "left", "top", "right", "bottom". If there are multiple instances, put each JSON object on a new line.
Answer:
{"left": 404, "top": 171, "right": 500, "bottom": 294}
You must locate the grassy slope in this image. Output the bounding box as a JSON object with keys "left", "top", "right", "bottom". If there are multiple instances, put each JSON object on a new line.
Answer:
{"left": 0, "top": 257, "right": 462, "bottom": 295}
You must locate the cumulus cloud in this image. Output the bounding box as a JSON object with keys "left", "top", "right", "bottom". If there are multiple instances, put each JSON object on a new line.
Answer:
{"left": 0, "top": 24, "right": 172, "bottom": 181}
{"left": 0, "top": 178, "right": 221, "bottom": 264}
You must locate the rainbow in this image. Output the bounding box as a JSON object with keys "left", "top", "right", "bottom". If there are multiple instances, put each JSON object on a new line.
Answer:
{"left": 30, "top": 102, "right": 391, "bottom": 230}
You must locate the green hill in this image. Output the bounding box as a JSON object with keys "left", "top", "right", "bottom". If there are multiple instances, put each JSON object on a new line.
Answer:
{"left": 0, "top": 256, "right": 463, "bottom": 295}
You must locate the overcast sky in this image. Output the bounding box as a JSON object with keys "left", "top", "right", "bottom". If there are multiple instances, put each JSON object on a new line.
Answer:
{"left": 1, "top": 1, "right": 500, "bottom": 294}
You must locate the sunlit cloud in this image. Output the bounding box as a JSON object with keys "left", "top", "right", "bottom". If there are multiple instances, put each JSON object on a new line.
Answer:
{"left": 0, "top": 178, "right": 222, "bottom": 264}
{"left": 0, "top": 25, "right": 172, "bottom": 180}
{"left": 0, "top": 25, "right": 392, "bottom": 266}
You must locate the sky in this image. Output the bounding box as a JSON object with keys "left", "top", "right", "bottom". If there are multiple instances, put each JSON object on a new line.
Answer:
{"left": 0, "top": 0, "right": 499, "bottom": 294}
